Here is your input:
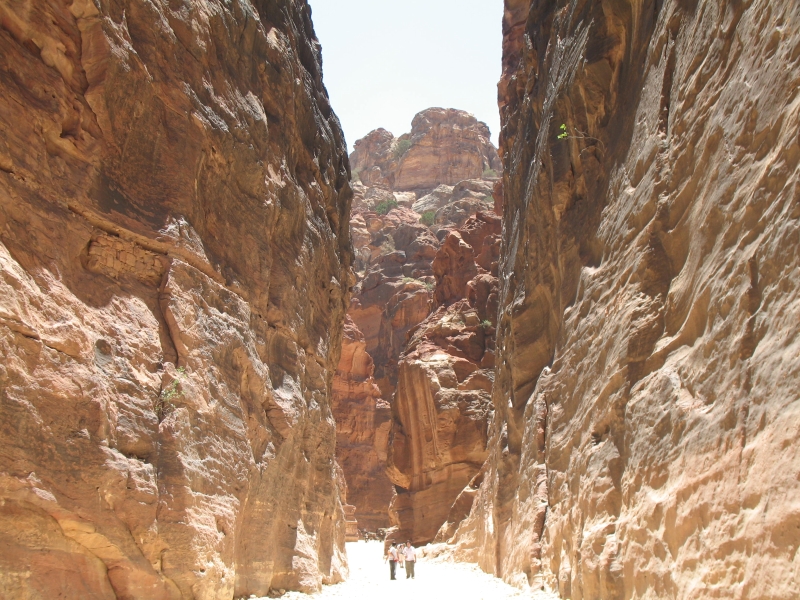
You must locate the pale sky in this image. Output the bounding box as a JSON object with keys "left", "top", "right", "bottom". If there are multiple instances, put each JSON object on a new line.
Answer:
{"left": 307, "top": 0, "right": 504, "bottom": 152}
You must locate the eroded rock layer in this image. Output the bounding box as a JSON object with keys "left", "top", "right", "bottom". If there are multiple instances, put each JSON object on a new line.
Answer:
{"left": 0, "top": 0, "right": 352, "bottom": 597}
{"left": 452, "top": 1, "right": 800, "bottom": 598}
{"left": 335, "top": 111, "right": 501, "bottom": 535}
{"left": 385, "top": 213, "right": 501, "bottom": 545}
{"left": 350, "top": 108, "right": 501, "bottom": 193}
{"left": 331, "top": 317, "right": 393, "bottom": 531}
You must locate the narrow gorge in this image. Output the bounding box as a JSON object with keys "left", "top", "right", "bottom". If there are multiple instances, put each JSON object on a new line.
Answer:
{"left": 1, "top": 0, "right": 799, "bottom": 599}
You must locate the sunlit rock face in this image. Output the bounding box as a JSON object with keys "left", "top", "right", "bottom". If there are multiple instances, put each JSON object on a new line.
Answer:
{"left": 385, "top": 213, "right": 501, "bottom": 546}
{"left": 349, "top": 108, "right": 502, "bottom": 194}
{"left": 450, "top": 0, "right": 800, "bottom": 598}
{"left": 0, "top": 0, "right": 353, "bottom": 597}
{"left": 337, "top": 111, "right": 501, "bottom": 534}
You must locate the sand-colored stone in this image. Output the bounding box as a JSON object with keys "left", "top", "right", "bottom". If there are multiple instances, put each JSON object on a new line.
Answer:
{"left": 451, "top": 1, "right": 800, "bottom": 599}
{"left": 350, "top": 108, "right": 501, "bottom": 194}
{"left": 0, "top": 0, "right": 352, "bottom": 597}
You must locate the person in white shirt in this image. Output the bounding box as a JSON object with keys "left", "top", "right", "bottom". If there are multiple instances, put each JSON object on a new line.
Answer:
{"left": 386, "top": 542, "right": 399, "bottom": 580}
{"left": 403, "top": 540, "right": 416, "bottom": 579}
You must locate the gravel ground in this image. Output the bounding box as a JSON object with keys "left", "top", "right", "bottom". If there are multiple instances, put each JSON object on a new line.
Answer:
{"left": 271, "top": 541, "right": 557, "bottom": 600}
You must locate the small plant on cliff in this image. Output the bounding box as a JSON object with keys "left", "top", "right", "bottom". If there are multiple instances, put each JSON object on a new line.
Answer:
{"left": 419, "top": 210, "right": 436, "bottom": 226}
{"left": 481, "top": 319, "right": 492, "bottom": 328}
{"left": 351, "top": 167, "right": 361, "bottom": 183}
{"left": 393, "top": 139, "right": 413, "bottom": 160}
{"left": 557, "top": 123, "right": 605, "bottom": 152}
{"left": 374, "top": 198, "right": 399, "bottom": 215}
{"left": 424, "top": 281, "right": 434, "bottom": 292}
{"left": 482, "top": 167, "right": 498, "bottom": 178}
{"left": 155, "top": 367, "right": 185, "bottom": 419}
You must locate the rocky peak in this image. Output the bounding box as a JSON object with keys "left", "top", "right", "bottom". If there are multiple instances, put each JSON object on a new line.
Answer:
{"left": 349, "top": 107, "right": 501, "bottom": 194}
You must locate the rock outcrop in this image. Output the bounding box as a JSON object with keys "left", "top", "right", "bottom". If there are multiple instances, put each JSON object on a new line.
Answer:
{"left": 385, "top": 213, "right": 502, "bottom": 545}
{"left": 0, "top": 0, "right": 352, "bottom": 597}
{"left": 334, "top": 111, "right": 501, "bottom": 535}
{"left": 451, "top": 1, "right": 800, "bottom": 599}
{"left": 350, "top": 108, "right": 501, "bottom": 193}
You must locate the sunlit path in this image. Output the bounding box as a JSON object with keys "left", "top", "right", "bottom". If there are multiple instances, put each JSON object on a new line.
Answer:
{"left": 276, "top": 541, "right": 557, "bottom": 600}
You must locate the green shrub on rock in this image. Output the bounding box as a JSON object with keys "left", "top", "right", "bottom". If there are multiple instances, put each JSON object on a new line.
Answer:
{"left": 374, "top": 199, "right": 399, "bottom": 215}
{"left": 393, "top": 139, "right": 413, "bottom": 160}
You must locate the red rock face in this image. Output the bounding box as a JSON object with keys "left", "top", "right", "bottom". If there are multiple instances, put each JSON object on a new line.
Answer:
{"left": 331, "top": 318, "right": 393, "bottom": 531}
{"left": 0, "top": 0, "right": 351, "bottom": 597}
{"left": 393, "top": 108, "right": 502, "bottom": 192}
{"left": 451, "top": 1, "right": 800, "bottom": 598}
{"left": 349, "top": 108, "right": 501, "bottom": 194}
{"left": 335, "top": 111, "right": 502, "bottom": 538}
{"left": 384, "top": 219, "right": 501, "bottom": 546}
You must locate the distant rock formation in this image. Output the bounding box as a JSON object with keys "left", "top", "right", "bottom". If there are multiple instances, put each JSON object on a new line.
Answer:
{"left": 350, "top": 108, "right": 501, "bottom": 193}
{"left": 449, "top": 1, "right": 800, "bottom": 598}
{"left": 0, "top": 0, "right": 351, "bottom": 597}
{"left": 385, "top": 212, "right": 502, "bottom": 545}
{"left": 333, "top": 109, "right": 501, "bottom": 535}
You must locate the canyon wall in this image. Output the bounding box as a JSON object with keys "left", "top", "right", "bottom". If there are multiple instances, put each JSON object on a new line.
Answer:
{"left": 331, "top": 317, "right": 392, "bottom": 531}
{"left": 334, "top": 110, "right": 500, "bottom": 536}
{"left": 386, "top": 212, "right": 502, "bottom": 545}
{"left": 0, "top": 0, "right": 352, "bottom": 598}
{"left": 451, "top": 0, "right": 800, "bottom": 599}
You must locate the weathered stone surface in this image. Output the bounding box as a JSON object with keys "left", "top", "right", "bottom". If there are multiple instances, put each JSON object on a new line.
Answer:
{"left": 452, "top": 1, "right": 800, "bottom": 598}
{"left": 331, "top": 317, "right": 393, "bottom": 531}
{"left": 0, "top": 0, "right": 352, "bottom": 597}
{"left": 350, "top": 108, "right": 501, "bottom": 194}
{"left": 385, "top": 299, "right": 495, "bottom": 546}
{"left": 384, "top": 216, "right": 501, "bottom": 546}
{"left": 433, "top": 212, "right": 501, "bottom": 309}
{"left": 414, "top": 179, "right": 496, "bottom": 231}
{"left": 393, "top": 108, "right": 502, "bottom": 192}
{"left": 337, "top": 110, "right": 502, "bottom": 547}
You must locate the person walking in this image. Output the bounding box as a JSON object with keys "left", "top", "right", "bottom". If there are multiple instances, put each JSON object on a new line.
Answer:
{"left": 387, "top": 542, "right": 399, "bottom": 580}
{"left": 403, "top": 540, "right": 416, "bottom": 579}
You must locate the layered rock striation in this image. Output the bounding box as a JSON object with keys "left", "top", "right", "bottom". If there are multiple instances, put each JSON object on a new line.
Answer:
{"left": 350, "top": 108, "right": 501, "bottom": 193}
{"left": 0, "top": 0, "right": 352, "bottom": 597}
{"left": 331, "top": 317, "right": 392, "bottom": 532}
{"left": 451, "top": 1, "right": 800, "bottom": 599}
{"left": 333, "top": 111, "right": 501, "bottom": 535}
{"left": 385, "top": 213, "right": 502, "bottom": 545}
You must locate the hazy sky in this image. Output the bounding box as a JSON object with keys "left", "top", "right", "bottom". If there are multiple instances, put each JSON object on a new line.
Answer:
{"left": 307, "top": 0, "right": 504, "bottom": 152}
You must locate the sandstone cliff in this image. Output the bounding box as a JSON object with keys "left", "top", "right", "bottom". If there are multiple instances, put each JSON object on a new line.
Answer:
{"left": 385, "top": 213, "right": 502, "bottom": 545}
{"left": 333, "top": 111, "right": 501, "bottom": 535}
{"left": 451, "top": 1, "right": 800, "bottom": 599}
{"left": 331, "top": 317, "right": 392, "bottom": 531}
{"left": 350, "top": 108, "right": 501, "bottom": 193}
{"left": 0, "top": 0, "right": 352, "bottom": 598}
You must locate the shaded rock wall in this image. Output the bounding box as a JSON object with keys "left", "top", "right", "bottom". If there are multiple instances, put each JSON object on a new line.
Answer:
{"left": 0, "top": 0, "right": 352, "bottom": 597}
{"left": 331, "top": 317, "right": 393, "bottom": 531}
{"left": 452, "top": 0, "right": 800, "bottom": 598}
{"left": 335, "top": 112, "right": 501, "bottom": 534}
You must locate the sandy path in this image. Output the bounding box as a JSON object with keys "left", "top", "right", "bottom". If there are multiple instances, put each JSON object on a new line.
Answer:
{"left": 275, "top": 541, "right": 557, "bottom": 600}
